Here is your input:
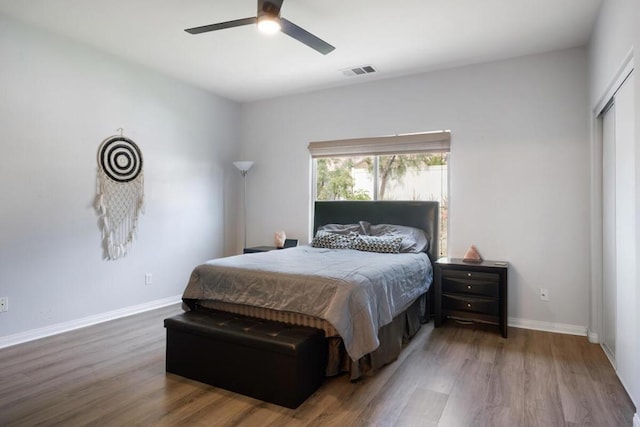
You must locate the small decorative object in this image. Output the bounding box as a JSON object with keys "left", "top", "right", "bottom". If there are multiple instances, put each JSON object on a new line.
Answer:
{"left": 95, "top": 129, "right": 144, "bottom": 260}
{"left": 463, "top": 245, "right": 483, "bottom": 263}
{"left": 275, "top": 230, "right": 286, "bottom": 248}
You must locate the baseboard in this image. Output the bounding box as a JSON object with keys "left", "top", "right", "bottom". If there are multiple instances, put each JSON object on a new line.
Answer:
{"left": 600, "top": 342, "right": 616, "bottom": 368}
{"left": 0, "top": 306, "right": 594, "bottom": 348}
{"left": 634, "top": 412, "right": 640, "bottom": 427}
{"left": 0, "top": 294, "right": 182, "bottom": 349}
{"left": 587, "top": 330, "right": 599, "bottom": 343}
{"left": 508, "top": 317, "right": 588, "bottom": 336}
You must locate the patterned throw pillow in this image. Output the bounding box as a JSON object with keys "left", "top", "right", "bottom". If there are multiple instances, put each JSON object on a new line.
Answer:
{"left": 368, "top": 224, "right": 429, "bottom": 253}
{"left": 311, "top": 230, "right": 354, "bottom": 249}
{"left": 352, "top": 235, "right": 403, "bottom": 254}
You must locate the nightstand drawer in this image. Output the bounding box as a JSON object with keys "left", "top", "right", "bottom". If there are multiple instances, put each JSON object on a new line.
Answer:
{"left": 441, "top": 269, "right": 499, "bottom": 282}
{"left": 441, "top": 277, "right": 498, "bottom": 297}
{"left": 442, "top": 294, "right": 498, "bottom": 316}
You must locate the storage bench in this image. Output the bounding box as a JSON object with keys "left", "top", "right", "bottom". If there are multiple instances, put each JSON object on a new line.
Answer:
{"left": 164, "top": 310, "right": 326, "bottom": 409}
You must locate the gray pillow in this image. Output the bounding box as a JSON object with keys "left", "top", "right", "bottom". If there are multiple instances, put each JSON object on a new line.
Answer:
{"left": 317, "top": 223, "right": 367, "bottom": 235}
{"left": 358, "top": 221, "right": 371, "bottom": 235}
{"left": 368, "top": 224, "right": 429, "bottom": 253}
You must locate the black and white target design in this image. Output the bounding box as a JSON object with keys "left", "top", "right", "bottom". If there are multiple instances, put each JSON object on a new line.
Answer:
{"left": 97, "top": 136, "right": 143, "bottom": 183}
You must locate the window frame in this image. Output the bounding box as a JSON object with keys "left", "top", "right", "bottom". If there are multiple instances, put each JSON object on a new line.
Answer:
{"left": 309, "top": 131, "right": 450, "bottom": 257}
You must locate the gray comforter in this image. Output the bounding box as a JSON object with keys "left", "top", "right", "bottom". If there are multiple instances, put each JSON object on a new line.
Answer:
{"left": 182, "top": 246, "right": 432, "bottom": 360}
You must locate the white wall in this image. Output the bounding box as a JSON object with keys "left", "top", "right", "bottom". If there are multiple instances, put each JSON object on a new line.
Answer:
{"left": 588, "top": 0, "right": 639, "bottom": 414}
{"left": 239, "top": 48, "right": 591, "bottom": 329}
{"left": 0, "top": 16, "right": 241, "bottom": 338}
{"left": 589, "top": 0, "right": 635, "bottom": 107}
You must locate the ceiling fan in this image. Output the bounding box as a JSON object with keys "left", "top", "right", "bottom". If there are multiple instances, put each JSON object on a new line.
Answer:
{"left": 185, "top": 0, "right": 335, "bottom": 55}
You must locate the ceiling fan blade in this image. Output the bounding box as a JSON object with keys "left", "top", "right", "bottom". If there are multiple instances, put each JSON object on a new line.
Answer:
{"left": 280, "top": 18, "right": 335, "bottom": 55}
{"left": 185, "top": 17, "right": 257, "bottom": 34}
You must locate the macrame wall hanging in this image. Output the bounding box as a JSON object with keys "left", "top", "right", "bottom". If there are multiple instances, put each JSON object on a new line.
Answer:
{"left": 95, "top": 129, "right": 144, "bottom": 260}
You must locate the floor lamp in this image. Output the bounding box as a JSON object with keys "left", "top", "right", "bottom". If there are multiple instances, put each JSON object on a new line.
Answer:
{"left": 233, "top": 161, "right": 254, "bottom": 249}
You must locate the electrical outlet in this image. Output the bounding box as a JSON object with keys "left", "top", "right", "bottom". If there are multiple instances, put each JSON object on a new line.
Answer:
{"left": 145, "top": 273, "right": 152, "bottom": 286}
{"left": 0, "top": 297, "right": 8, "bottom": 312}
{"left": 540, "top": 288, "right": 550, "bottom": 302}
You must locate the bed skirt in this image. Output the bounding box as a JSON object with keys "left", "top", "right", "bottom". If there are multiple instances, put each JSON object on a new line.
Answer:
{"left": 329, "top": 293, "right": 426, "bottom": 380}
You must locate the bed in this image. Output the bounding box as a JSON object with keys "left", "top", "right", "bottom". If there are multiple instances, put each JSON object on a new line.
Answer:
{"left": 182, "top": 200, "right": 439, "bottom": 379}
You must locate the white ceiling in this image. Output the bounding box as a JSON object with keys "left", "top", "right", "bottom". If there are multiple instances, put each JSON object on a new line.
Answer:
{"left": 0, "top": 0, "right": 603, "bottom": 103}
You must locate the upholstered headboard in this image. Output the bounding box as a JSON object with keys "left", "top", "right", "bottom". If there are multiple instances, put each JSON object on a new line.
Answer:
{"left": 313, "top": 201, "right": 439, "bottom": 262}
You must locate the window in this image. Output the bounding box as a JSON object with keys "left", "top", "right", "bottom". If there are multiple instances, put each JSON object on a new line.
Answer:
{"left": 309, "top": 131, "right": 450, "bottom": 257}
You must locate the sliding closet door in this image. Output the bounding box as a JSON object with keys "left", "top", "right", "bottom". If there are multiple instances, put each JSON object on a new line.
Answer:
{"left": 601, "top": 103, "right": 616, "bottom": 362}
{"left": 601, "top": 72, "right": 636, "bottom": 384}
{"left": 612, "top": 75, "right": 635, "bottom": 385}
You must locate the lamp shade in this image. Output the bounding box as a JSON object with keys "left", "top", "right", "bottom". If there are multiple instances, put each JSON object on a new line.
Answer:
{"left": 233, "top": 161, "right": 254, "bottom": 172}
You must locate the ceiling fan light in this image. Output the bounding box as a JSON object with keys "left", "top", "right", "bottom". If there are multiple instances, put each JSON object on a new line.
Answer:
{"left": 257, "top": 16, "right": 281, "bottom": 34}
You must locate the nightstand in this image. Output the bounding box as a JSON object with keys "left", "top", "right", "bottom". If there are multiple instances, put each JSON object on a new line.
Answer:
{"left": 243, "top": 246, "right": 278, "bottom": 254}
{"left": 434, "top": 257, "right": 509, "bottom": 338}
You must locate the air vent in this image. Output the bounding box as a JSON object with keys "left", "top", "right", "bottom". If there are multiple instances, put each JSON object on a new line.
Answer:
{"left": 341, "top": 65, "right": 377, "bottom": 77}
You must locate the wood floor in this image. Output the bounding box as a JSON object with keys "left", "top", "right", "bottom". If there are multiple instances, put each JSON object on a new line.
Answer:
{"left": 0, "top": 304, "right": 635, "bottom": 426}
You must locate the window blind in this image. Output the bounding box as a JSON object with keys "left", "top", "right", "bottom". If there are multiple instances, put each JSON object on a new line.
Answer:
{"left": 308, "top": 130, "right": 450, "bottom": 158}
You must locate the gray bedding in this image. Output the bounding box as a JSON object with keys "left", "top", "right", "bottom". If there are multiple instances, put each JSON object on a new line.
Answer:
{"left": 182, "top": 246, "right": 432, "bottom": 361}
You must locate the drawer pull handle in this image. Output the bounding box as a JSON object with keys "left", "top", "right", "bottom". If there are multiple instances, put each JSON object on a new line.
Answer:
{"left": 467, "top": 273, "right": 472, "bottom": 277}
{"left": 467, "top": 285, "right": 472, "bottom": 289}
{"left": 467, "top": 303, "right": 472, "bottom": 308}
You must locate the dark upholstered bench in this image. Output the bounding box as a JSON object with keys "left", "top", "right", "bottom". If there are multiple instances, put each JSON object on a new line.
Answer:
{"left": 164, "top": 310, "right": 326, "bottom": 409}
